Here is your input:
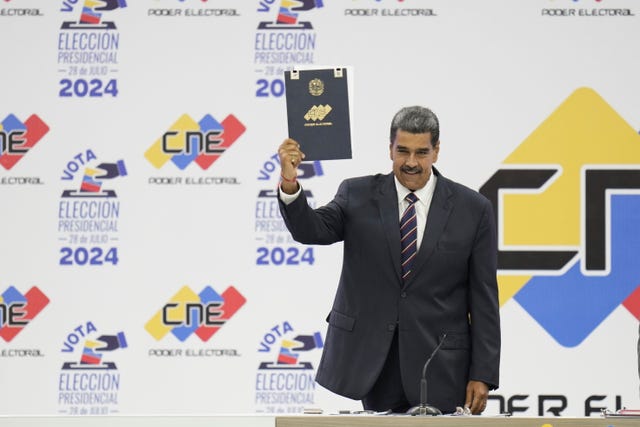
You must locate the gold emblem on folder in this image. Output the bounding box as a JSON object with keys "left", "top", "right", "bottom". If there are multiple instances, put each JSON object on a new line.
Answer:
{"left": 304, "top": 105, "right": 332, "bottom": 122}
{"left": 308, "top": 78, "right": 324, "bottom": 96}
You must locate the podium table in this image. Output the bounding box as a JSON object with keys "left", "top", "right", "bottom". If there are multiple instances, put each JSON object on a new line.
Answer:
{"left": 1, "top": 415, "right": 638, "bottom": 427}
{"left": 276, "top": 415, "right": 639, "bottom": 427}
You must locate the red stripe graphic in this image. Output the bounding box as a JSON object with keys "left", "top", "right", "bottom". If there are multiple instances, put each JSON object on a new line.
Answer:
{"left": 194, "top": 115, "right": 246, "bottom": 170}
{"left": 0, "top": 115, "right": 49, "bottom": 170}
{"left": 195, "top": 286, "right": 246, "bottom": 341}
{"left": 0, "top": 287, "right": 50, "bottom": 342}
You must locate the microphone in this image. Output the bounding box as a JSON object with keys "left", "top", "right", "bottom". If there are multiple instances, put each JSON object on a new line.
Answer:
{"left": 406, "top": 333, "right": 447, "bottom": 416}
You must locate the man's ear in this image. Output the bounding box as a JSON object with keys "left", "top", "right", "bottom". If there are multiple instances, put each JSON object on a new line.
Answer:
{"left": 433, "top": 141, "right": 440, "bottom": 162}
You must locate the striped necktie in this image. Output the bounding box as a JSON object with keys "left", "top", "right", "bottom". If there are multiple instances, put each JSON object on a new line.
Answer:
{"left": 400, "top": 192, "right": 419, "bottom": 281}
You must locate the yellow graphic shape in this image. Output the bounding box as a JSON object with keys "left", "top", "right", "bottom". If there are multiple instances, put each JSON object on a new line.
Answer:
{"left": 280, "top": 339, "right": 298, "bottom": 349}
{"left": 498, "top": 87, "right": 640, "bottom": 304}
{"left": 144, "top": 114, "right": 199, "bottom": 168}
{"left": 84, "top": 339, "right": 101, "bottom": 349}
{"left": 145, "top": 286, "right": 199, "bottom": 340}
{"left": 84, "top": 167, "right": 100, "bottom": 177}
{"left": 282, "top": 0, "right": 302, "bottom": 8}
{"left": 84, "top": 0, "right": 103, "bottom": 9}
{"left": 304, "top": 105, "right": 332, "bottom": 121}
{"left": 498, "top": 275, "right": 531, "bottom": 307}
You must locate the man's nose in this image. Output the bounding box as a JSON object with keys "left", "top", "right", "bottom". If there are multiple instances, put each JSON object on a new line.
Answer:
{"left": 405, "top": 153, "right": 418, "bottom": 166}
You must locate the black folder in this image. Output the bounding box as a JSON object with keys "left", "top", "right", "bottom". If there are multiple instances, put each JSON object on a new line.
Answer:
{"left": 284, "top": 68, "right": 352, "bottom": 161}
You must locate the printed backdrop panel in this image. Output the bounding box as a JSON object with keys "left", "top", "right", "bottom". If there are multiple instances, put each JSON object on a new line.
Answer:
{"left": 1, "top": 0, "right": 639, "bottom": 417}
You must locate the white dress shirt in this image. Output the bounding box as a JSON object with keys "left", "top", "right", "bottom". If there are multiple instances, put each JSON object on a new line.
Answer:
{"left": 394, "top": 174, "right": 437, "bottom": 251}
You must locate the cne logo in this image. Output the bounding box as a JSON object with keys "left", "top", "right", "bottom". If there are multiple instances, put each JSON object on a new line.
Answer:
{"left": 0, "top": 114, "right": 49, "bottom": 170}
{"left": 480, "top": 87, "right": 640, "bottom": 347}
{"left": 145, "top": 114, "right": 245, "bottom": 170}
{"left": 145, "top": 285, "right": 246, "bottom": 342}
{"left": 0, "top": 286, "right": 50, "bottom": 342}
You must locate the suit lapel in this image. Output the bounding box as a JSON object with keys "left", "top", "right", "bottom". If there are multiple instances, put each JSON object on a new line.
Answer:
{"left": 376, "top": 173, "right": 403, "bottom": 284}
{"left": 404, "top": 171, "right": 454, "bottom": 288}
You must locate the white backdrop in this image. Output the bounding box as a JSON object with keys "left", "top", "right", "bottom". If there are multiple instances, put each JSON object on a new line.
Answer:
{"left": 1, "top": 0, "right": 639, "bottom": 417}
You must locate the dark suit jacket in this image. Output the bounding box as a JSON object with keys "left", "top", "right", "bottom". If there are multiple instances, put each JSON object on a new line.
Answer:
{"left": 278, "top": 168, "right": 500, "bottom": 413}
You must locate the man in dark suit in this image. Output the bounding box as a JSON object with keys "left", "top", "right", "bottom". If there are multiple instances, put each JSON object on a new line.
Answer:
{"left": 277, "top": 106, "right": 500, "bottom": 415}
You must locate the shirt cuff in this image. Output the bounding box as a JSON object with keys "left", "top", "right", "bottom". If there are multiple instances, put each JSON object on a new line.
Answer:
{"left": 278, "top": 184, "right": 302, "bottom": 205}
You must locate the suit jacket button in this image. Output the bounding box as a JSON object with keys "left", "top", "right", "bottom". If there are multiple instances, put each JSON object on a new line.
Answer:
{"left": 388, "top": 324, "right": 395, "bottom": 331}
{"left": 400, "top": 292, "right": 407, "bottom": 298}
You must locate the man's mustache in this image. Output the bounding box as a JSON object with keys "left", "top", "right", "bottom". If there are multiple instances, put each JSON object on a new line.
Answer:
{"left": 401, "top": 166, "right": 422, "bottom": 174}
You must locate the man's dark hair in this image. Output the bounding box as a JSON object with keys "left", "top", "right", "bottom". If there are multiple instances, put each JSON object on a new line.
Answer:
{"left": 389, "top": 106, "right": 440, "bottom": 146}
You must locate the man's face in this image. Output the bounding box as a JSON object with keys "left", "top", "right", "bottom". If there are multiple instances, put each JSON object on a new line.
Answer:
{"left": 389, "top": 130, "right": 439, "bottom": 191}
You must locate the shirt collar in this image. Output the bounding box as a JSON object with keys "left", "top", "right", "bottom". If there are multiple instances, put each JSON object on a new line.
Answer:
{"left": 394, "top": 170, "right": 437, "bottom": 206}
